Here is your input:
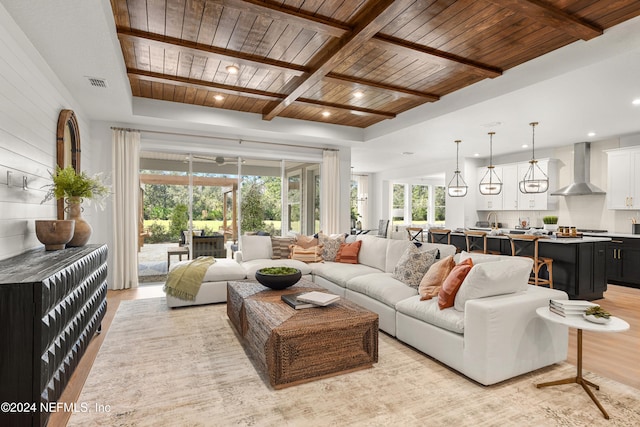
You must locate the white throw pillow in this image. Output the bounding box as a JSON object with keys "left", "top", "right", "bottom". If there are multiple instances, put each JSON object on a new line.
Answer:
{"left": 356, "top": 234, "right": 388, "bottom": 270}
{"left": 240, "top": 235, "right": 273, "bottom": 262}
{"left": 453, "top": 257, "right": 533, "bottom": 311}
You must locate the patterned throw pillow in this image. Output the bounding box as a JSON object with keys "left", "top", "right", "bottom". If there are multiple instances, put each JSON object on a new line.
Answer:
{"left": 392, "top": 245, "right": 438, "bottom": 289}
{"left": 318, "top": 233, "right": 346, "bottom": 262}
{"left": 419, "top": 255, "right": 455, "bottom": 300}
{"left": 335, "top": 240, "right": 362, "bottom": 264}
{"left": 271, "top": 236, "right": 295, "bottom": 259}
{"left": 290, "top": 244, "right": 323, "bottom": 263}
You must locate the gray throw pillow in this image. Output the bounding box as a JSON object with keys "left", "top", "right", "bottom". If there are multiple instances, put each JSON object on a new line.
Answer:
{"left": 392, "top": 245, "right": 438, "bottom": 289}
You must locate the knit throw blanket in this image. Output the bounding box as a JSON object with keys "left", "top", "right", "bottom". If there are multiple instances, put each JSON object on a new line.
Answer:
{"left": 163, "top": 256, "right": 216, "bottom": 301}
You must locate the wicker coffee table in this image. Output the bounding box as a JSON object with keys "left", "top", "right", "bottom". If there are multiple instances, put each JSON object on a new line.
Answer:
{"left": 227, "top": 279, "right": 378, "bottom": 389}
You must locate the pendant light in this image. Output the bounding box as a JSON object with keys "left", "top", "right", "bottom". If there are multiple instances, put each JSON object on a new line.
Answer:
{"left": 479, "top": 132, "right": 502, "bottom": 195}
{"left": 519, "top": 122, "right": 549, "bottom": 193}
{"left": 447, "top": 140, "right": 468, "bottom": 197}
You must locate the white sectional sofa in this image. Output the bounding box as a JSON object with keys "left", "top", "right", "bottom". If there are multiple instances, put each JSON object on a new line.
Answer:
{"left": 166, "top": 234, "right": 568, "bottom": 385}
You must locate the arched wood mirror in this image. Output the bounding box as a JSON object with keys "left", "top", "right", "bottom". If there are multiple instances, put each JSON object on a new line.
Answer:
{"left": 56, "top": 109, "right": 81, "bottom": 219}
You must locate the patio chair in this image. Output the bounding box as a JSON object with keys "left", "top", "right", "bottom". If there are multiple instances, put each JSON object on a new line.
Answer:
{"left": 192, "top": 235, "right": 225, "bottom": 258}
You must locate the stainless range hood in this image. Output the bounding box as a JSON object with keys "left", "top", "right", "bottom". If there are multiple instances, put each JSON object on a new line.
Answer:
{"left": 551, "top": 142, "right": 605, "bottom": 196}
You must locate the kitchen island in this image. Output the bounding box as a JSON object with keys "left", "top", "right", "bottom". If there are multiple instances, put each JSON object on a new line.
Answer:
{"left": 445, "top": 231, "right": 611, "bottom": 300}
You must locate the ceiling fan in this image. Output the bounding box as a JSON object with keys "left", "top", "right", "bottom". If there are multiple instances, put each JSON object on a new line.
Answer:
{"left": 192, "top": 155, "right": 241, "bottom": 165}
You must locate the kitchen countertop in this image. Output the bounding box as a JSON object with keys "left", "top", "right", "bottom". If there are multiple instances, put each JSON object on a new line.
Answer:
{"left": 582, "top": 232, "right": 640, "bottom": 239}
{"left": 450, "top": 230, "right": 611, "bottom": 244}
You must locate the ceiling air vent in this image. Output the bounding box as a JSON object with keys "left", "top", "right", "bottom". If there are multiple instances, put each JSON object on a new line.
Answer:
{"left": 86, "top": 76, "right": 108, "bottom": 88}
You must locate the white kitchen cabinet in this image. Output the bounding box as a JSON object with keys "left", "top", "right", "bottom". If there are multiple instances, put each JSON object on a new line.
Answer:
{"left": 501, "top": 164, "right": 519, "bottom": 210}
{"left": 477, "top": 159, "right": 556, "bottom": 211}
{"left": 476, "top": 166, "right": 502, "bottom": 210}
{"left": 607, "top": 148, "right": 640, "bottom": 209}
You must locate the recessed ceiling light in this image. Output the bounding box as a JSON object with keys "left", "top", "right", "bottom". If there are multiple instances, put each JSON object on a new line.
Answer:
{"left": 474, "top": 153, "right": 480, "bottom": 157}
{"left": 588, "top": 132, "right": 596, "bottom": 137}
{"left": 226, "top": 65, "right": 239, "bottom": 74}
{"left": 633, "top": 98, "right": 640, "bottom": 106}
{"left": 353, "top": 91, "right": 364, "bottom": 99}
{"left": 402, "top": 152, "right": 414, "bottom": 155}
{"left": 214, "top": 95, "right": 224, "bottom": 101}
{"left": 522, "top": 144, "right": 528, "bottom": 148}
{"left": 322, "top": 111, "right": 331, "bottom": 117}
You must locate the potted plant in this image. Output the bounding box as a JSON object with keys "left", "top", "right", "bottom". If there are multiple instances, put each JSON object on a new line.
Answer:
{"left": 41, "top": 166, "right": 109, "bottom": 247}
{"left": 542, "top": 215, "right": 558, "bottom": 232}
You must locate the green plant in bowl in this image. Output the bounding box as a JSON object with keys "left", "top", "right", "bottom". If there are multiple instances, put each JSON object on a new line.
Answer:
{"left": 255, "top": 267, "right": 302, "bottom": 290}
{"left": 585, "top": 306, "right": 611, "bottom": 319}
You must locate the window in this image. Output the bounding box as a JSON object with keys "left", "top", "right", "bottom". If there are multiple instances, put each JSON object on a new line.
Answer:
{"left": 390, "top": 182, "right": 446, "bottom": 225}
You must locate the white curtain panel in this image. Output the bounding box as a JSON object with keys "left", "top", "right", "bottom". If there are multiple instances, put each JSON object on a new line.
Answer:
{"left": 321, "top": 150, "right": 340, "bottom": 234}
{"left": 111, "top": 129, "right": 140, "bottom": 290}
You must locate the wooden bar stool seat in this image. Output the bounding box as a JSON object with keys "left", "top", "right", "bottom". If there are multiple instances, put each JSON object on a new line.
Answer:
{"left": 464, "top": 230, "right": 500, "bottom": 254}
{"left": 506, "top": 234, "right": 553, "bottom": 288}
{"left": 429, "top": 228, "right": 451, "bottom": 245}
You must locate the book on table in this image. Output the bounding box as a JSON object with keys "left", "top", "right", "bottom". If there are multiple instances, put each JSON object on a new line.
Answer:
{"left": 296, "top": 291, "right": 340, "bottom": 306}
{"left": 281, "top": 292, "right": 317, "bottom": 309}
{"left": 549, "top": 299, "right": 598, "bottom": 316}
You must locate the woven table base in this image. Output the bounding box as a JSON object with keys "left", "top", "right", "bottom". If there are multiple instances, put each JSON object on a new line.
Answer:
{"left": 227, "top": 279, "right": 378, "bottom": 389}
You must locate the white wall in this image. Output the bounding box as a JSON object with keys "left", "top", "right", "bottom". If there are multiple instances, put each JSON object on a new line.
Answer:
{"left": 0, "top": 4, "right": 101, "bottom": 261}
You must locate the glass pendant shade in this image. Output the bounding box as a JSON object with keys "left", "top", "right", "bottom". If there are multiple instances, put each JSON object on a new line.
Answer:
{"left": 479, "top": 132, "right": 502, "bottom": 195}
{"left": 519, "top": 122, "right": 548, "bottom": 194}
{"left": 447, "top": 140, "right": 467, "bottom": 197}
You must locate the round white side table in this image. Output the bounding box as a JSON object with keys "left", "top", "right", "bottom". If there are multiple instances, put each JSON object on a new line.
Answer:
{"left": 535, "top": 306, "right": 630, "bottom": 419}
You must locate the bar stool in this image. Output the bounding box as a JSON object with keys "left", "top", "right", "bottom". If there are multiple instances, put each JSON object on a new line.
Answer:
{"left": 429, "top": 228, "right": 451, "bottom": 245}
{"left": 506, "top": 234, "right": 553, "bottom": 288}
{"left": 464, "top": 230, "right": 491, "bottom": 254}
{"left": 406, "top": 227, "right": 424, "bottom": 243}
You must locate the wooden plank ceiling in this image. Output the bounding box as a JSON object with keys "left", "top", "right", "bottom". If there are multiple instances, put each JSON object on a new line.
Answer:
{"left": 110, "top": 0, "right": 640, "bottom": 128}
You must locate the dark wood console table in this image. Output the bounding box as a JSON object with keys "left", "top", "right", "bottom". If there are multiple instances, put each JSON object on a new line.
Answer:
{"left": 0, "top": 244, "right": 108, "bottom": 427}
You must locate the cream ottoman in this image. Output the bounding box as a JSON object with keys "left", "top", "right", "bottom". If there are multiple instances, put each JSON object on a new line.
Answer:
{"left": 165, "top": 258, "right": 247, "bottom": 308}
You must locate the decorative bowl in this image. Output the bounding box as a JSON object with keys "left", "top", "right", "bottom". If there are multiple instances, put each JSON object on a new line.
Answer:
{"left": 255, "top": 267, "right": 302, "bottom": 290}
{"left": 35, "top": 220, "right": 75, "bottom": 250}
{"left": 583, "top": 313, "right": 611, "bottom": 324}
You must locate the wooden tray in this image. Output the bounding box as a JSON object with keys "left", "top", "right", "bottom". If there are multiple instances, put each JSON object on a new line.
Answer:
{"left": 555, "top": 232, "right": 583, "bottom": 238}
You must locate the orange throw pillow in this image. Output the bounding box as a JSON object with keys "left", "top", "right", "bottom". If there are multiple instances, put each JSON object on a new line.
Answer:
{"left": 438, "top": 258, "right": 473, "bottom": 310}
{"left": 335, "top": 240, "right": 362, "bottom": 264}
{"left": 419, "top": 255, "right": 455, "bottom": 300}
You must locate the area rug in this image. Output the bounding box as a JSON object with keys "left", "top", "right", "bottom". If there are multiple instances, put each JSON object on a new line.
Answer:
{"left": 68, "top": 298, "right": 640, "bottom": 427}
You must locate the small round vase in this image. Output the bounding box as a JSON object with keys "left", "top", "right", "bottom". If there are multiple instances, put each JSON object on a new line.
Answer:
{"left": 35, "top": 220, "right": 75, "bottom": 250}
{"left": 66, "top": 197, "right": 92, "bottom": 247}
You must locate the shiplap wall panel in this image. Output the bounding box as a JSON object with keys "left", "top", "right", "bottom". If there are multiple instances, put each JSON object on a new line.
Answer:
{"left": 0, "top": 7, "right": 91, "bottom": 260}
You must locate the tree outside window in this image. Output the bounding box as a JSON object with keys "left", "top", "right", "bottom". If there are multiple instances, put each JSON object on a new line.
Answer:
{"left": 392, "top": 183, "right": 405, "bottom": 225}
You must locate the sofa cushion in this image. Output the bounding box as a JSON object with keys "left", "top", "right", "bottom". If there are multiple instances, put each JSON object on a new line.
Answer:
{"left": 356, "top": 234, "right": 388, "bottom": 270}
{"left": 318, "top": 233, "right": 346, "bottom": 261}
{"left": 384, "top": 238, "right": 412, "bottom": 272}
{"left": 438, "top": 258, "right": 473, "bottom": 309}
{"left": 396, "top": 295, "right": 465, "bottom": 334}
{"left": 453, "top": 257, "right": 534, "bottom": 311}
{"left": 290, "top": 245, "right": 323, "bottom": 263}
{"left": 271, "top": 236, "right": 295, "bottom": 259}
{"left": 240, "top": 235, "right": 273, "bottom": 261}
{"left": 457, "top": 251, "right": 510, "bottom": 264}
{"left": 392, "top": 245, "right": 438, "bottom": 288}
{"left": 170, "top": 258, "right": 247, "bottom": 282}
{"left": 241, "top": 258, "right": 312, "bottom": 277}
{"left": 419, "top": 242, "right": 457, "bottom": 259}
{"left": 336, "top": 240, "right": 362, "bottom": 264}
{"left": 311, "top": 262, "right": 380, "bottom": 287}
{"left": 346, "top": 273, "right": 417, "bottom": 308}
{"left": 419, "top": 255, "right": 455, "bottom": 300}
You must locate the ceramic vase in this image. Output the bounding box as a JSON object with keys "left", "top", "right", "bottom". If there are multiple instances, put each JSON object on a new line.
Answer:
{"left": 35, "top": 220, "right": 75, "bottom": 250}
{"left": 66, "top": 197, "right": 92, "bottom": 247}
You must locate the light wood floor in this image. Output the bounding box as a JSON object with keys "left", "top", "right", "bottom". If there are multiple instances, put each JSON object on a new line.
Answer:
{"left": 48, "top": 284, "right": 639, "bottom": 427}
